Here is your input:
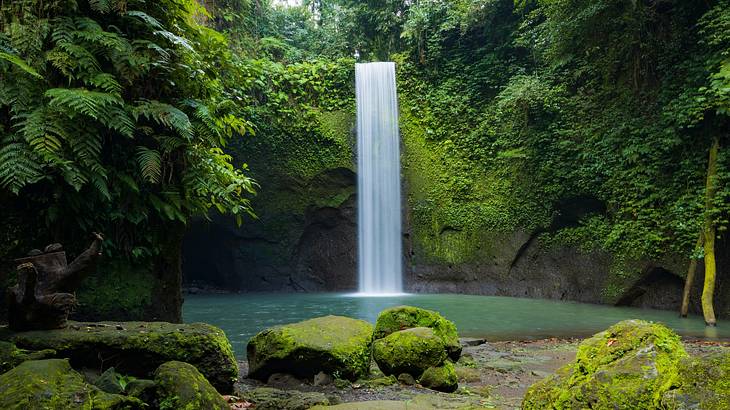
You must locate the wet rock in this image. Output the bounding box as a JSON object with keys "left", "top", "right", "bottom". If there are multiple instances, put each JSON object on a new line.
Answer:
{"left": 0, "top": 359, "right": 142, "bottom": 409}
{"left": 373, "top": 327, "right": 447, "bottom": 378}
{"left": 420, "top": 361, "right": 458, "bottom": 393}
{"left": 460, "top": 338, "right": 486, "bottom": 347}
{"left": 0, "top": 321, "right": 238, "bottom": 394}
{"left": 124, "top": 379, "right": 156, "bottom": 404}
{"left": 523, "top": 320, "right": 687, "bottom": 409}
{"left": 661, "top": 352, "right": 730, "bottom": 409}
{"left": 267, "top": 372, "right": 305, "bottom": 387}
{"left": 241, "top": 387, "right": 330, "bottom": 410}
{"left": 154, "top": 361, "right": 228, "bottom": 410}
{"left": 314, "top": 371, "right": 334, "bottom": 386}
{"left": 397, "top": 373, "right": 416, "bottom": 385}
{"left": 247, "top": 315, "right": 373, "bottom": 381}
{"left": 374, "top": 306, "right": 461, "bottom": 360}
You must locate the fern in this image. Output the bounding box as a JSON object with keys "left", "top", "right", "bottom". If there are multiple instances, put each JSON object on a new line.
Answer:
{"left": 46, "top": 88, "right": 123, "bottom": 120}
{"left": 0, "top": 52, "right": 42, "bottom": 78}
{"left": 133, "top": 100, "right": 193, "bottom": 140}
{"left": 136, "top": 146, "right": 162, "bottom": 184}
{"left": 0, "top": 141, "right": 44, "bottom": 193}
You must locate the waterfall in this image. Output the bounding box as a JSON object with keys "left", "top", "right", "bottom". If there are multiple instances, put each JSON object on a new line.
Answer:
{"left": 356, "top": 62, "right": 403, "bottom": 295}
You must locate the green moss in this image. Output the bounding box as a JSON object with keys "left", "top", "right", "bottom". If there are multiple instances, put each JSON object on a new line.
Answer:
{"left": 661, "top": 353, "right": 730, "bottom": 410}
{"left": 0, "top": 359, "right": 143, "bottom": 409}
{"left": 523, "top": 320, "right": 688, "bottom": 409}
{"left": 400, "top": 101, "right": 553, "bottom": 266}
{"left": 0, "top": 321, "right": 238, "bottom": 394}
{"left": 154, "top": 361, "right": 228, "bottom": 410}
{"left": 372, "top": 327, "right": 448, "bottom": 378}
{"left": 0, "top": 340, "right": 56, "bottom": 373}
{"left": 374, "top": 305, "right": 461, "bottom": 360}
{"left": 247, "top": 315, "right": 373, "bottom": 381}
{"left": 420, "top": 361, "right": 459, "bottom": 393}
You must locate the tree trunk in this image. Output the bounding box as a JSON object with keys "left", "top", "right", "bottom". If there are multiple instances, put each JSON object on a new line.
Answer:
{"left": 702, "top": 138, "right": 720, "bottom": 326}
{"left": 680, "top": 233, "right": 703, "bottom": 317}
{"left": 150, "top": 223, "right": 185, "bottom": 323}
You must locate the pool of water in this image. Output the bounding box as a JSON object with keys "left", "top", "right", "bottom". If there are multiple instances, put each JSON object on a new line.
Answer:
{"left": 183, "top": 293, "right": 730, "bottom": 358}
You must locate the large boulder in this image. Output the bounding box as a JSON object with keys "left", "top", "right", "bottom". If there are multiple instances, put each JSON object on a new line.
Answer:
{"left": 372, "top": 327, "right": 448, "bottom": 378}
{"left": 0, "top": 359, "right": 142, "bottom": 409}
{"left": 661, "top": 353, "right": 730, "bottom": 409}
{"left": 154, "top": 361, "right": 228, "bottom": 410}
{"left": 0, "top": 321, "right": 238, "bottom": 393}
{"left": 523, "top": 320, "right": 687, "bottom": 409}
{"left": 374, "top": 306, "right": 461, "bottom": 360}
{"left": 420, "top": 360, "right": 458, "bottom": 393}
{"left": 247, "top": 315, "right": 373, "bottom": 381}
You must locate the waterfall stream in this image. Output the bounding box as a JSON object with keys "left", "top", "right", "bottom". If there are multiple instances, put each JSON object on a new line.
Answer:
{"left": 356, "top": 62, "right": 403, "bottom": 295}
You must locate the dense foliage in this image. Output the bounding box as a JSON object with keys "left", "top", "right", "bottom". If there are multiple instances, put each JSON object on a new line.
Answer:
{"left": 0, "top": 0, "right": 255, "bottom": 261}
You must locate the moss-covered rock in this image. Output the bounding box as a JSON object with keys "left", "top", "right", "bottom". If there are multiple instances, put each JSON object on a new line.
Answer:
{"left": 0, "top": 359, "right": 143, "bottom": 409}
{"left": 374, "top": 306, "right": 461, "bottom": 360}
{"left": 661, "top": 353, "right": 730, "bottom": 410}
{"left": 154, "top": 361, "right": 227, "bottom": 410}
{"left": 420, "top": 360, "right": 458, "bottom": 392}
{"left": 0, "top": 321, "right": 238, "bottom": 393}
{"left": 240, "top": 387, "right": 331, "bottom": 410}
{"left": 372, "top": 327, "right": 448, "bottom": 378}
{"left": 523, "top": 319, "right": 687, "bottom": 409}
{"left": 247, "top": 315, "right": 373, "bottom": 381}
{"left": 0, "top": 340, "right": 55, "bottom": 373}
{"left": 125, "top": 379, "right": 156, "bottom": 404}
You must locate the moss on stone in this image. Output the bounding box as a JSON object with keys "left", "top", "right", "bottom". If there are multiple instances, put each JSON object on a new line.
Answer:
{"left": 523, "top": 319, "right": 687, "bottom": 409}
{"left": 374, "top": 305, "right": 461, "bottom": 360}
{"left": 372, "top": 327, "right": 448, "bottom": 378}
{"left": 247, "top": 315, "right": 373, "bottom": 381}
{"left": 154, "top": 361, "right": 228, "bottom": 410}
{"left": 661, "top": 353, "right": 730, "bottom": 410}
{"left": 240, "top": 387, "right": 330, "bottom": 410}
{"left": 0, "top": 359, "right": 143, "bottom": 409}
{"left": 0, "top": 340, "right": 55, "bottom": 373}
{"left": 0, "top": 321, "right": 238, "bottom": 394}
{"left": 420, "top": 360, "right": 459, "bottom": 393}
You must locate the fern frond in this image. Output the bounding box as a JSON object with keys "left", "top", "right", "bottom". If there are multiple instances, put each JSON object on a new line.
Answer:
{"left": 136, "top": 146, "right": 161, "bottom": 183}
{"left": 0, "top": 141, "right": 44, "bottom": 193}
{"left": 46, "top": 88, "right": 123, "bottom": 120}
{"left": 87, "top": 73, "right": 122, "bottom": 94}
{"left": 0, "top": 52, "right": 42, "bottom": 78}
{"left": 125, "top": 10, "right": 163, "bottom": 30}
{"left": 89, "top": 0, "right": 127, "bottom": 14}
{"left": 154, "top": 30, "right": 194, "bottom": 52}
{"left": 133, "top": 100, "right": 193, "bottom": 140}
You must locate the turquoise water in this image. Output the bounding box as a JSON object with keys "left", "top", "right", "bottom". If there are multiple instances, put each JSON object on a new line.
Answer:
{"left": 182, "top": 293, "right": 730, "bottom": 358}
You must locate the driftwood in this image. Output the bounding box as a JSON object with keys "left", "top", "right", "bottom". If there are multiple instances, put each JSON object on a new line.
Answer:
{"left": 7, "top": 233, "right": 103, "bottom": 330}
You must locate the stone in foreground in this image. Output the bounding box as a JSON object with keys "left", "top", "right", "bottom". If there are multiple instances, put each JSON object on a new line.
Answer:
{"left": 523, "top": 319, "right": 687, "bottom": 409}
{"left": 0, "top": 359, "right": 142, "bottom": 409}
{"left": 420, "top": 360, "right": 458, "bottom": 393}
{"left": 154, "top": 361, "right": 228, "bottom": 410}
{"left": 661, "top": 353, "right": 730, "bottom": 409}
{"left": 247, "top": 315, "right": 374, "bottom": 381}
{"left": 0, "top": 340, "right": 55, "bottom": 373}
{"left": 374, "top": 305, "right": 461, "bottom": 360}
{"left": 241, "top": 387, "right": 330, "bottom": 410}
{"left": 0, "top": 321, "right": 238, "bottom": 393}
{"left": 372, "top": 327, "right": 448, "bottom": 378}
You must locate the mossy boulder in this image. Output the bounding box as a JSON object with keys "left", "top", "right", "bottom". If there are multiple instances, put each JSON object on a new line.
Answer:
{"left": 154, "top": 361, "right": 228, "bottom": 410}
{"left": 523, "top": 320, "right": 687, "bottom": 409}
{"left": 374, "top": 306, "right": 461, "bottom": 360}
{"left": 420, "top": 361, "right": 458, "bottom": 392}
{"left": 0, "top": 359, "right": 143, "bottom": 409}
{"left": 372, "top": 327, "right": 448, "bottom": 378}
{"left": 661, "top": 353, "right": 730, "bottom": 409}
{"left": 0, "top": 321, "right": 238, "bottom": 393}
{"left": 247, "top": 315, "right": 373, "bottom": 381}
{"left": 241, "top": 387, "right": 330, "bottom": 410}
{"left": 0, "top": 340, "right": 55, "bottom": 373}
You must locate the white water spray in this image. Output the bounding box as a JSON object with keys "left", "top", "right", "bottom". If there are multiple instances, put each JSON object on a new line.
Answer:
{"left": 356, "top": 62, "right": 403, "bottom": 295}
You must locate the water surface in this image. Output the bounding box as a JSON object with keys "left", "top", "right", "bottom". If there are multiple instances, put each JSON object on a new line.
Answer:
{"left": 183, "top": 293, "right": 730, "bottom": 358}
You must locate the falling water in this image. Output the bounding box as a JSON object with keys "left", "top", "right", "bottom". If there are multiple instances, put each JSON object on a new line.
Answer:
{"left": 356, "top": 62, "right": 403, "bottom": 295}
